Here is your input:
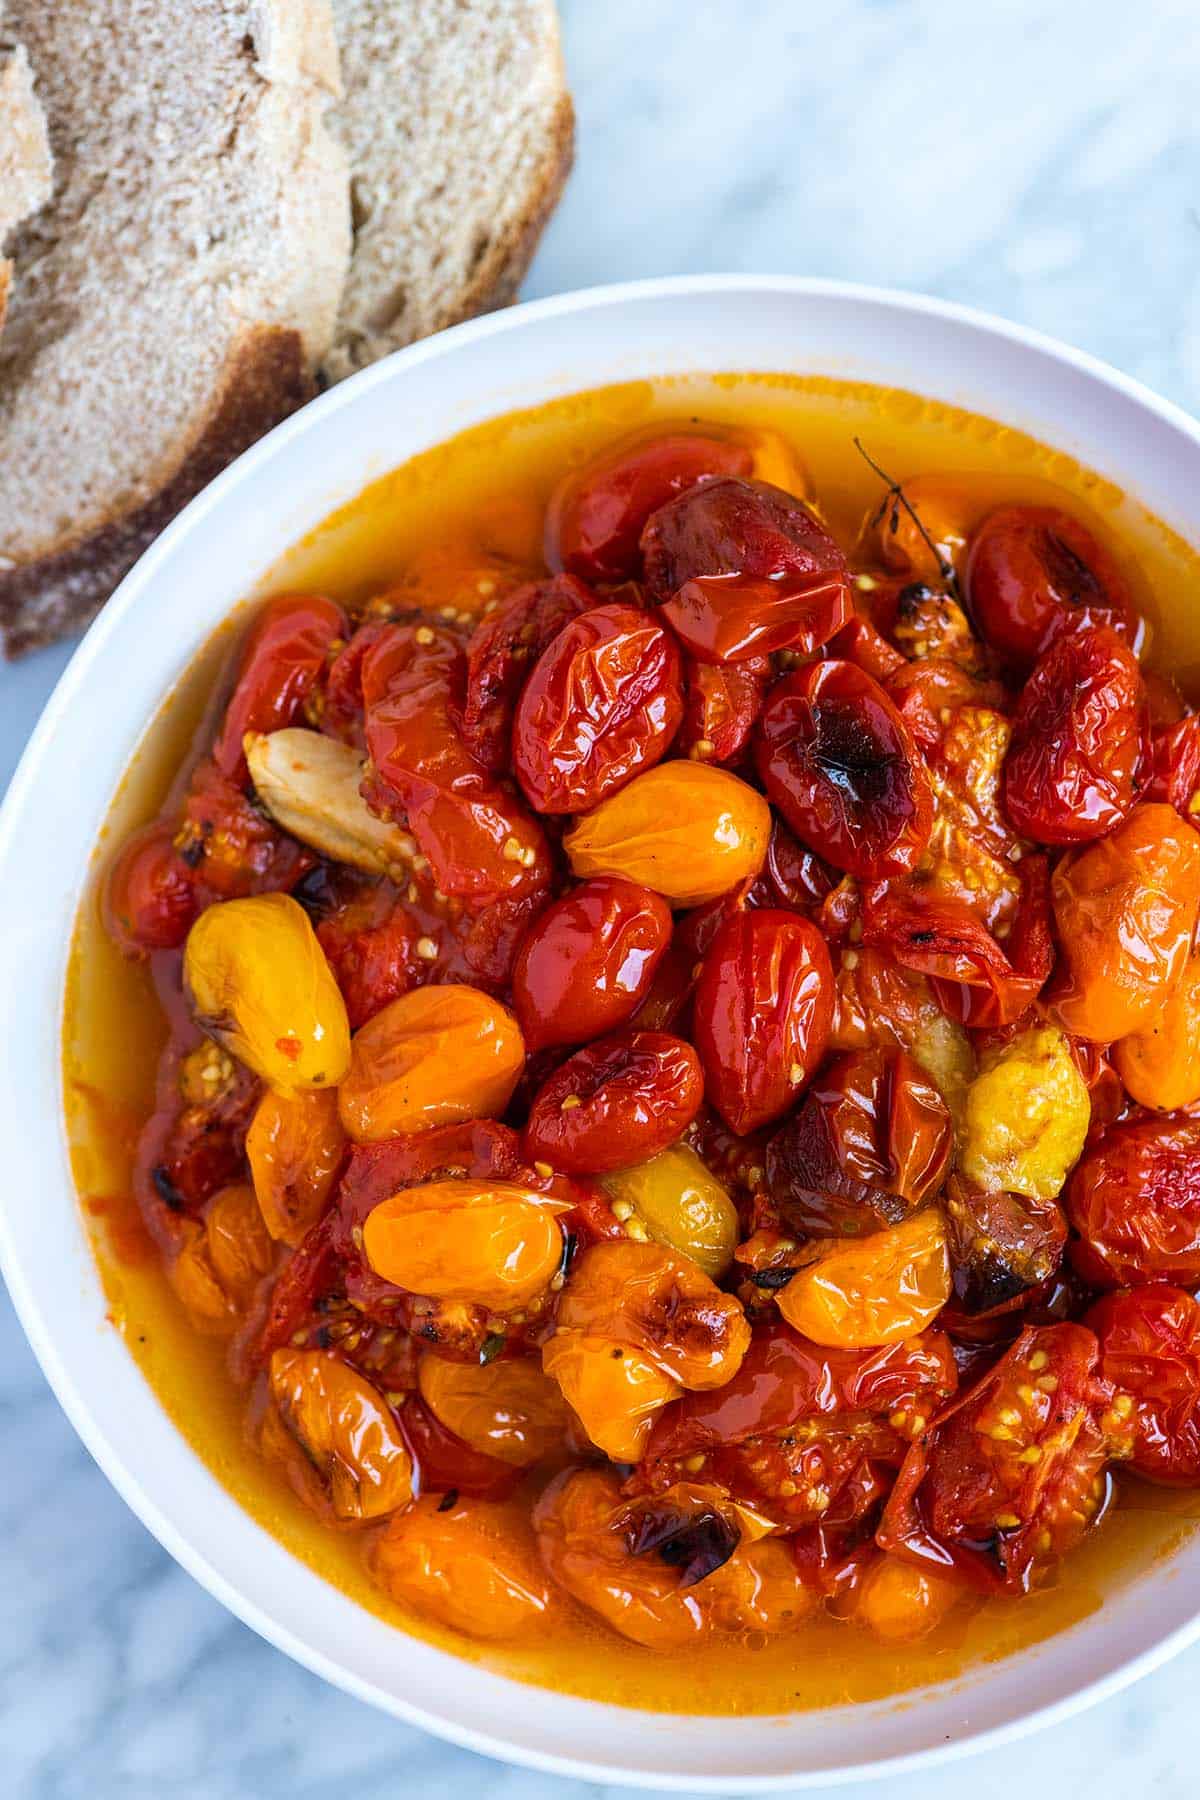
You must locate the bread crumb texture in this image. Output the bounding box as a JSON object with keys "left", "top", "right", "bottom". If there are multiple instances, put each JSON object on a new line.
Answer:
{"left": 322, "top": 0, "right": 573, "bottom": 382}
{"left": 0, "top": 0, "right": 349, "bottom": 651}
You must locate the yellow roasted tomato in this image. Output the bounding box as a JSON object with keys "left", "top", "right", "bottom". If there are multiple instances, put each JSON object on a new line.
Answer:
{"left": 960, "top": 1026, "right": 1090, "bottom": 1200}
{"left": 338, "top": 985, "right": 525, "bottom": 1141}
{"left": 417, "top": 1353, "right": 568, "bottom": 1466}
{"left": 601, "top": 1144, "right": 739, "bottom": 1278}
{"left": 183, "top": 892, "right": 351, "bottom": 1093}
{"left": 362, "top": 1178, "right": 569, "bottom": 1309}
{"left": 373, "top": 1494, "right": 553, "bottom": 1639}
{"left": 556, "top": 1239, "right": 751, "bottom": 1389}
{"left": 563, "top": 763, "right": 770, "bottom": 906}
{"left": 268, "top": 1349, "right": 413, "bottom": 1521}
{"left": 777, "top": 1209, "right": 950, "bottom": 1348}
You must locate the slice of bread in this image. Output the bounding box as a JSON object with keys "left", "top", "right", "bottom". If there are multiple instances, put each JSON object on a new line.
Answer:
{"left": 0, "top": 44, "right": 53, "bottom": 338}
{"left": 321, "top": 0, "right": 573, "bottom": 383}
{"left": 0, "top": 1, "right": 349, "bottom": 656}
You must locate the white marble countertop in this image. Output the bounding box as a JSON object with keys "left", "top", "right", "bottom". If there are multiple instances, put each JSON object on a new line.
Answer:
{"left": 6, "top": 1, "right": 1200, "bottom": 1794}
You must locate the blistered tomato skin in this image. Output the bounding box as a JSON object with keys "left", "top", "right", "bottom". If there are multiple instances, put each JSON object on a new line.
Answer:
{"left": 183, "top": 892, "right": 351, "bottom": 1094}
{"left": 374, "top": 1494, "right": 553, "bottom": 1638}
{"left": 1049, "top": 804, "right": 1200, "bottom": 1041}
{"left": 268, "top": 1348, "right": 414, "bottom": 1520}
{"left": 360, "top": 620, "right": 552, "bottom": 910}
{"left": 966, "top": 506, "right": 1143, "bottom": 668}
{"left": 545, "top": 429, "right": 754, "bottom": 584}
{"left": 512, "top": 877, "right": 672, "bottom": 1051}
{"left": 1087, "top": 1286, "right": 1200, "bottom": 1484}
{"left": 692, "top": 908, "right": 834, "bottom": 1135}
{"left": 512, "top": 604, "right": 684, "bottom": 814}
{"left": 1066, "top": 1116, "right": 1200, "bottom": 1289}
{"left": 556, "top": 1239, "right": 751, "bottom": 1390}
{"left": 641, "top": 476, "right": 852, "bottom": 663}
{"left": 1113, "top": 951, "right": 1200, "bottom": 1111}
{"left": 1003, "top": 627, "right": 1145, "bottom": 845}
{"left": 755, "top": 661, "right": 933, "bottom": 879}
{"left": 457, "top": 573, "right": 596, "bottom": 771}
{"left": 765, "top": 1049, "right": 953, "bottom": 1239}
{"left": 105, "top": 822, "right": 198, "bottom": 954}
{"left": 212, "top": 594, "right": 347, "bottom": 782}
{"left": 523, "top": 1030, "right": 704, "bottom": 1174}
{"left": 1146, "top": 714, "right": 1200, "bottom": 817}
{"left": 542, "top": 1331, "right": 682, "bottom": 1461}
{"left": 563, "top": 762, "right": 771, "bottom": 905}
{"left": 362, "top": 1178, "right": 569, "bottom": 1308}
{"left": 338, "top": 985, "right": 525, "bottom": 1141}
{"left": 776, "top": 1209, "right": 951, "bottom": 1349}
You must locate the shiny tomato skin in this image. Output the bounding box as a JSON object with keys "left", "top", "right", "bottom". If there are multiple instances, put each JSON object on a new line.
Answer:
{"left": 755, "top": 661, "right": 933, "bottom": 880}
{"left": 361, "top": 620, "right": 552, "bottom": 910}
{"left": 641, "top": 477, "right": 852, "bottom": 663}
{"left": 749, "top": 817, "right": 837, "bottom": 915}
{"left": 1145, "top": 715, "right": 1200, "bottom": 818}
{"left": 1003, "top": 627, "right": 1145, "bottom": 845}
{"left": 322, "top": 620, "right": 391, "bottom": 750}
{"left": 522, "top": 1030, "right": 704, "bottom": 1175}
{"left": 644, "top": 1324, "right": 958, "bottom": 1462}
{"left": 877, "top": 1322, "right": 1119, "bottom": 1594}
{"left": 942, "top": 1179, "right": 1069, "bottom": 1321}
{"left": 105, "top": 822, "right": 198, "bottom": 954}
{"left": 512, "top": 603, "right": 684, "bottom": 814}
{"left": 678, "top": 655, "right": 773, "bottom": 764}
{"left": 692, "top": 909, "right": 834, "bottom": 1135}
{"left": 545, "top": 431, "right": 753, "bottom": 584}
{"left": 1087, "top": 1285, "right": 1200, "bottom": 1484}
{"left": 213, "top": 594, "right": 346, "bottom": 781}
{"left": 765, "top": 1048, "right": 953, "bottom": 1239}
{"left": 316, "top": 892, "right": 420, "bottom": 1029}
{"left": 512, "top": 877, "right": 673, "bottom": 1051}
{"left": 458, "top": 574, "right": 597, "bottom": 772}
{"left": 398, "top": 1394, "right": 520, "bottom": 1498}
{"left": 966, "top": 506, "right": 1143, "bottom": 668}
{"left": 1066, "top": 1116, "right": 1200, "bottom": 1288}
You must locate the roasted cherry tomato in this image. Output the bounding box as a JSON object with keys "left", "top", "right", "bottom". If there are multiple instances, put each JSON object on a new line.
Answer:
{"left": 866, "top": 473, "right": 974, "bottom": 586}
{"left": 555, "top": 1238, "right": 751, "bottom": 1390}
{"left": 396, "top": 1394, "right": 520, "bottom": 1498}
{"left": 373, "top": 1494, "right": 553, "bottom": 1637}
{"left": 512, "top": 603, "right": 683, "bottom": 813}
{"left": 965, "top": 505, "right": 1143, "bottom": 668}
{"left": 1087, "top": 1286, "right": 1200, "bottom": 1484}
{"left": 417, "top": 1352, "right": 568, "bottom": 1466}
{"left": 1145, "top": 714, "right": 1200, "bottom": 819}
{"left": 863, "top": 856, "right": 1053, "bottom": 1029}
{"left": 212, "top": 594, "right": 346, "bottom": 782}
{"left": 267, "top": 1347, "right": 414, "bottom": 1521}
{"left": 776, "top": 1209, "right": 951, "bottom": 1349}
{"left": 1049, "top": 804, "right": 1200, "bottom": 1041}
{"left": 677, "top": 654, "right": 773, "bottom": 764}
{"left": 360, "top": 620, "right": 552, "bottom": 909}
{"left": 601, "top": 1144, "right": 739, "bottom": 1279}
{"left": 523, "top": 1030, "right": 704, "bottom": 1174}
{"left": 511, "top": 877, "right": 672, "bottom": 1051}
{"left": 942, "top": 1178, "right": 1068, "bottom": 1319}
{"left": 751, "top": 817, "right": 837, "bottom": 915}
{"left": 765, "top": 1049, "right": 952, "bottom": 1239}
{"left": 839, "top": 1550, "right": 963, "bottom": 1643}
{"left": 959, "top": 1026, "right": 1090, "bottom": 1201}
{"left": 338, "top": 985, "right": 525, "bottom": 1141}
{"left": 104, "top": 822, "right": 198, "bottom": 955}
{"left": 314, "top": 883, "right": 420, "bottom": 1030}
{"left": 246, "top": 1085, "right": 345, "bottom": 1246}
{"left": 177, "top": 758, "right": 315, "bottom": 904}
{"left": 563, "top": 762, "right": 771, "bottom": 906}
{"left": 456, "top": 573, "right": 596, "bottom": 771}
{"left": 641, "top": 477, "right": 852, "bottom": 662}
{"left": 755, "top": 661, "right": 933, "bottom": 879}
{"left": 1066, "top": 1116, "right": 1200, "bottom": 1289}
{"left": 1003, "top": 627, "right": 1145, "bottom": 844}
{"left": 692, "top": 908, "right": 834, "bottom": 1135}
{"left": 545, "top": 429, "right": 753, "bottom": 584}
{"left": 1114, "top": 950, "right": 1200, "bottom": 1111}
{"left": 362, "top": 1177, "right": 569, "bottom": 1309}
{"left": 321, "top": 620, "right": 391, "bottom": 749}
{"left": 877, "top": 1323, "right": 1131, "bottom": 1593}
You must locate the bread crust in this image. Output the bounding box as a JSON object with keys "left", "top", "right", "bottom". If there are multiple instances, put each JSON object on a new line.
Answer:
{"left": 0, "top": 326, "right": 311, "bottom": 656}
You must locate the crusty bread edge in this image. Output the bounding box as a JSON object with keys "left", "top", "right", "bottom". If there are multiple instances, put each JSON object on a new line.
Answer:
{"left": 452, "top": 87, "right": 575, "bottom": 325}
{"left": 0, "top": 325, "right": 312, "bottom": 656}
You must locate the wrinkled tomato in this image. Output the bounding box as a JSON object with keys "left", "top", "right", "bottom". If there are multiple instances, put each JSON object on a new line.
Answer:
{"left": 105, "top": 822, "right": 198, "bottom": 955}
{"left": 213, "top": 594, "right": 346, "bottom": 781}
{"left": 545, "top": 429, "right": 753, "bottom": 584}
{"left": 512, "top": 876, "right": 672, "bottom": 1051}
{"left": 965, "top": 505, "right": 1143, "bottom": 668}
{"left": 765, "top": 1049, "right": 953, "bottom": 1239}
{"left": 512, "top": 603, "right": 683, "bottom": 813}
{"left": 942, "top": 1178, "right": 1068, "bottom": 1320}
{"left": 523, "top": 1030, "right": 704, "bottom": 1175}
{"left": 1066, "top": 1116, "right": 1200, "bottom": 1289}
{"left": 1003, "top": 627, "right": 1145, "bottom": 845}
{"left": 692, "top": 909, "right": 834, "bottom": 1135}
{"left": 641, "top": 477, "right": 852, "bottom": 662}
{"left": 1087, "top": 1286, "right": 1200, "bottom": 1485}
{"left": 678, "top": 654, "right": 773, "bottom": 764}
{"left": 755, "top": 660, "right": 932, "bottom": 879}
{"left": 457, "top": 574, "right": 596, "bottom": 771}
{"left": 398, "top": 1393, "right": 520, "bottom": 1498}
{"left": 1145, "top": 714, "right": 1200, "bottom": 819}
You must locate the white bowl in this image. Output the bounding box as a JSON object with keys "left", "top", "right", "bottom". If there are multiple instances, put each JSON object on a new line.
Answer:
{"left": 5, "top": 276, "right": 1200, "bottom": 1791}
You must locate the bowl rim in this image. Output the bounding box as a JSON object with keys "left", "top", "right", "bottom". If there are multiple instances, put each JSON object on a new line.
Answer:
{"left": 6, "top": 273, "right": 1200, "bottom": 1790}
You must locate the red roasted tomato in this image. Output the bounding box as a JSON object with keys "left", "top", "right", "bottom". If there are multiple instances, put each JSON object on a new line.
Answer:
{"left": 212, "top": 594, "right": 347, "bottom": 781}
{"left": 965, "top": 506, "right": 1144, "bottom": 668}
{"left": 457, "top": 573, "right": 597, "bottom": 771}
{"left": 512, "top": 877, "right": 673, "bottom": 1050}
{"left": 523, "top": 1030, "right": 704, "bottom": 1174}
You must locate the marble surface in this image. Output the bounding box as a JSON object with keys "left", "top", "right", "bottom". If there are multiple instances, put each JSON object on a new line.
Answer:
{"left": 5, "top": 1, "right": 1200, "bottom": 1794}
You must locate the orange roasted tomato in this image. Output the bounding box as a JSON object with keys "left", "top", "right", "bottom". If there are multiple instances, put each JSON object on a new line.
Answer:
{"left": 169, "top": 1183, "right": 274, "bottom": 1334}
{"left": 417, "top": 1352, "right": 568, "bottom": 1466}
{"left": 362, "top": 1178, "right": 570, "bottom": 1309}
{"left": 1113, "top": 950, "right": 1200, "bottom": 1111}
{"left": 1048, "top": 804, "right": 1200, "bottom": 1041}
{"left": 533, "top": 1468, "right": 814, "bottom": 1650}
{"left": 338, "top": 985, "right": 525, "bottom": 1141}
{"left": 776, "top": 1210, "right": 951, "bottom": 1348}
{"left": 373, "top": 1494, "right": 553, "bottom": 1639}
{"left": 266, "top": 1348, "right": 414, "bottom": 1521}
{"left": 836, "top": 1550, "right": 963, "bottom": 1643}
{"left": 246, "top": 1085, "right": 345, "bottom": 1245}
